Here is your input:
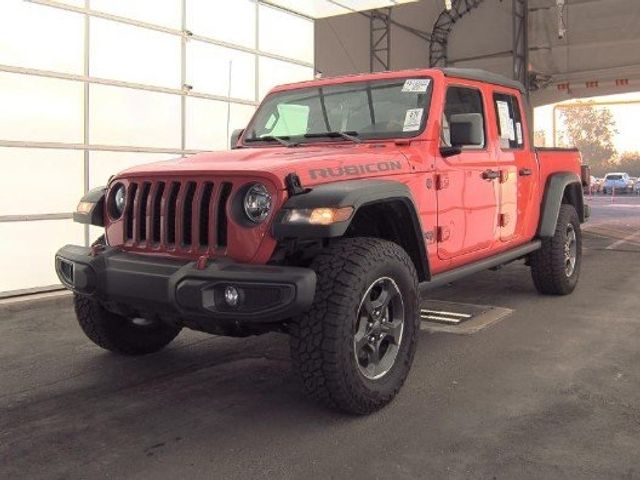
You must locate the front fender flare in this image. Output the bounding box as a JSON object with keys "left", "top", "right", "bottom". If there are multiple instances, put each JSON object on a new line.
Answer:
{"left": 273, "top": 179, "right": 419, "bottom": 238}
{"left": 73, "top": 186, "right": 106, "bottom": 227}
{"left": 272, "top": 179, "right": 429, "bottom": 278}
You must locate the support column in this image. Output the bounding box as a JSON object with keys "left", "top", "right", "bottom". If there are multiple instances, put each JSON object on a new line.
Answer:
{"left": 370, "top": 8, "right": 391, "bottom": 72}
{"left": 512, "top": 0, "right": 529, "bottom": 92}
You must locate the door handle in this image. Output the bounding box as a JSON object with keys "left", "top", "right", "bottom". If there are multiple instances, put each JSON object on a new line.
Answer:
{"left": 481, "top": 169, "right": 500, "bottom": 180}
{"left": 519, "top": 168, "right": 532, "bottom": 177}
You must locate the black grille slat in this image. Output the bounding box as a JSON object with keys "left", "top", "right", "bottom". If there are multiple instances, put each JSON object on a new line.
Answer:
{"left": 217, "top": 182, "right": 233, "bottom": 248}
{"left": 199, "top": 182, "right": 214, "bottom": 248}
{"left": 125, "top": 183, "right": 138, "bottom": 241}
{"left": 182, "top": 181, "right": 197, "bottom": 247}
{"left": 167, "top": 182, "right": 180, "bottom": 245}
{"left": 138, "top": 182, "right": 151, "bottom": 242}
{"left": 152, "top": 182, "right": 165, "bottom": 244}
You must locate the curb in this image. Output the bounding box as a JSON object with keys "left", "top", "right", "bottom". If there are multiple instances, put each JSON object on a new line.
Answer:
{"left": 0, "top": 291, "right": 73, "bottom": 316}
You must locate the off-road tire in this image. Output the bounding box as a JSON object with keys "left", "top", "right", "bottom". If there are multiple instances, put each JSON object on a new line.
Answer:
{"left": 530, "top": 203, "right": 582, "bottom": 295}
{"left": 290, "top": 237, "right": 419, "bottom": 414}
{"left": 74, "top": 296, "right": 182, "bottom": 355}
{"left": 74, "top": 234, "right": 181, "bottom": 355}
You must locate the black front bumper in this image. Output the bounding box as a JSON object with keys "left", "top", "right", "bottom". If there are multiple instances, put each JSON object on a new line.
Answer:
{"left": 55, "top": 245, "right": 316, "bottom": 324}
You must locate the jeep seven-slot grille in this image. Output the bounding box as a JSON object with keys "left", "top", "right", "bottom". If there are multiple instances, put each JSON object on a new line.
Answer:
{"left": 123, "top": 179, "right": 232, "bottom": 251}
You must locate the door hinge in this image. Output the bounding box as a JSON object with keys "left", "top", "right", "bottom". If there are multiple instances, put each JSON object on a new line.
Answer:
{"left": 436, "top": 226, "right": 450, "bottom": 242}
{"left": 435, "top": 174, "right": 449, "bottom": 190}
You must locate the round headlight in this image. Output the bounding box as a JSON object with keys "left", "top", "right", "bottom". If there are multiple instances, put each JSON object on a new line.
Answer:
{"left": 243, "top": 183, "right": 272, "bottom": 223}
{"left": 111, "top": 184, "right": 126, "bottom": 218}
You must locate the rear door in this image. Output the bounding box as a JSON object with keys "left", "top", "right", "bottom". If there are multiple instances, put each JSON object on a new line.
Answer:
{"left": 493, "top": 91, "right": 537, "bottom": 242}
{"left": 436, "top": 84, "right": 499, "bottom": 260}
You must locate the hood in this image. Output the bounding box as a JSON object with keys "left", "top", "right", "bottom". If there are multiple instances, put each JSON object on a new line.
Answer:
{"left": 117, "top": 144, "right": 411, "bottom": 189}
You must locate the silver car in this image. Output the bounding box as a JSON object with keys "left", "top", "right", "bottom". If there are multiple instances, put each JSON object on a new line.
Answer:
{"left": 602, "top": 172, "right": 632, "bottom": 194}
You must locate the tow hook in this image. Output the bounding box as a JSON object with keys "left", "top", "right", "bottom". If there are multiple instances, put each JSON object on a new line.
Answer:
{"left": 196, "top": 254, "right": 210, "bottom": 270}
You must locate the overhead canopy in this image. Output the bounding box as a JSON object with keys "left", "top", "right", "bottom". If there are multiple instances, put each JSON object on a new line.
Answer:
{"left": 314, "top": 0, "right": 640, "bottom": 107}
{"left": 262, "top": 0, "right": 419, "bottom": 19}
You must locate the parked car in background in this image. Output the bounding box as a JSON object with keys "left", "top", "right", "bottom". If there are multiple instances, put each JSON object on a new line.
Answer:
{"left": 635, "top": 178, "right": 640, "bottom": 194}
{"left": 592, "top": 177, "right": 604, "bottom": 193}
{"left": 602, "top": 172, "right": 632, "bottom": 194}
{"left": 584, "top": 175, "right": 598, "bottom": 194}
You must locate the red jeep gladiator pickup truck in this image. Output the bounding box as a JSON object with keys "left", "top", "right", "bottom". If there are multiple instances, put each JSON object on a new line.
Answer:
{"left": 56, "top": 68, "right": 589, "bottom": 414}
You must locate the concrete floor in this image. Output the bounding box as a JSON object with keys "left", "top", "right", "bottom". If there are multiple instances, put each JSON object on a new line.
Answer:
{"left": 2, "top": 196, "right": 640, "bottom": 480}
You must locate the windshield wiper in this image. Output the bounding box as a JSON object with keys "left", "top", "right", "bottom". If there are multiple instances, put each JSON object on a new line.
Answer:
{"left": 245, "top": 135, "right": 296, "bottom": 147}
{"left": 303, "top": 131, "right": 362, "bottom": 144}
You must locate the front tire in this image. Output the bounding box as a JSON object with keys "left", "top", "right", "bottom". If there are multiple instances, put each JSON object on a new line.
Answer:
{"left": 530, "top": 203, "right": 582, "bottom": 295}
{"left": 74, "top": 295, "right": 182, "bottom": 355}
{"left": 290, "top": 238, "right": 419, "bottom": 414}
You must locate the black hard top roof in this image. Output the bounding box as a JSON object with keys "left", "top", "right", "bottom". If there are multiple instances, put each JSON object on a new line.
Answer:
{"left": 438, "top": 67, "right": 526, "bottom": 93}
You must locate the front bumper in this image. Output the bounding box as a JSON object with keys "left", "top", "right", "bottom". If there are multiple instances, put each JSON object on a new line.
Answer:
{"left": 54, "top": 245, "right": 316, "bottom": 324}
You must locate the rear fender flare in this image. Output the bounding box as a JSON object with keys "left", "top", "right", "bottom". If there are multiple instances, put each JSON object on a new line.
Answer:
{"left": 538, "top": 172, "right": 584, "bottom": 238}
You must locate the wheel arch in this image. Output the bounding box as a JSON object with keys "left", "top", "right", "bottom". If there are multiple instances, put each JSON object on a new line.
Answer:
{"left": 272, "top": 179, "right": 430, "bottom": 282}
{"left": 538, "top": 172, "right": 585, "bottom": 238}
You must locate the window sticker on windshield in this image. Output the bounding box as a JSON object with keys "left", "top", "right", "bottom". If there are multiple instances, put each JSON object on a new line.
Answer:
{"left": 496, "top": 100, "right": 515, "bottom": 141}
{"left": 402, "top": 79, "right": 431, "bottom": 93}
{"left": 403, "top": 108, "right": 424, "bottom": 132}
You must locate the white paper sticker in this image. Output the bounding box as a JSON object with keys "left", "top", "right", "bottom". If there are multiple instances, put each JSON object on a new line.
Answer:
{"left": 496, "top": 101, "right": 513, "bottom": 140}
{"left": 403, "top": 108, "right": 424, "bottom": 132}
{"left": 516, "top": 122, "right": 523, "bottom": 145}
{"left": 402, "top": 79, "right": 431, "bottom": 93}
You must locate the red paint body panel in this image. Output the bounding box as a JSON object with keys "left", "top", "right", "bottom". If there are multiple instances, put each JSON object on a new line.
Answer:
{"left": 104, "top": 68, "right": 582, "bottom": 277}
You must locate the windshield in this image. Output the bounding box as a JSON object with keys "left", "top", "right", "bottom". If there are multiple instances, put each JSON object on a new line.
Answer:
{"left": 244, "top": 77, "right": 433, "bottom": 145}
{"left": 606, "top": 175, "right": 623, "bottom": 180}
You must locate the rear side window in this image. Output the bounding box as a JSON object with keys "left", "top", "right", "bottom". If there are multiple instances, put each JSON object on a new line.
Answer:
{"left": 442, "top": 86, "right": 486, "bottom": 149}
{"left": 493, "top": 93, "right": 524, "bottom": 149}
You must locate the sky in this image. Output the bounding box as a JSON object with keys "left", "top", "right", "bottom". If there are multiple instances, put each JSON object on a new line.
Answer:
{"left": 534, "top": 92, "right": 640, "bottom": 154}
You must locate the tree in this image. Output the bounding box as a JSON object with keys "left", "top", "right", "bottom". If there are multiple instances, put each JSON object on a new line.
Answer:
{"left": 534, "top": 129, "right": 547, "bottom": 148}
{"left": 558, "top": 102, "right": 617, "bottom": 171}
{"left": 612, "top": 151, "right": 640, "bottom": 177}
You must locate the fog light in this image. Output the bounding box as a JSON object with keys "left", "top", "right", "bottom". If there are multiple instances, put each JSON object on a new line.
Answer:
{"left": 58, "top": 259, "right": 75, "bottom": 285}
{"left": 224, "top": 286, "right": 239, "bottom": 307}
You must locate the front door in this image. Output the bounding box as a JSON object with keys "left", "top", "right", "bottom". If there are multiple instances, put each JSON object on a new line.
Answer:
{"left": 437, "top": 85, "right": 499, "bottom": 260}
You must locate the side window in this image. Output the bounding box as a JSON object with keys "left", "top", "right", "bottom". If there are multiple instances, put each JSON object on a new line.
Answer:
{"left": 442, "top": 86, "right": 486, "bottom": 149}
{"left": 493, "top": 93, "right": 524, "bottom": 149}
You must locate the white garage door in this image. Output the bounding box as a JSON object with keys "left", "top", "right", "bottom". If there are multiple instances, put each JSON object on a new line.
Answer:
{"left": 0, "top": 0, "right": 314, "bottom": 297}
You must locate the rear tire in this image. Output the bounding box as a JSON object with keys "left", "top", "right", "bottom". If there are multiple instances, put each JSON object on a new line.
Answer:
{"left": 74, "top": 295, "right": 182, "bottom": 355}
{"left": 290, "top": 237, "right": 419, "bottom": 414}
{"left": 530, "top": 204, "right": 582, "bottom": 295}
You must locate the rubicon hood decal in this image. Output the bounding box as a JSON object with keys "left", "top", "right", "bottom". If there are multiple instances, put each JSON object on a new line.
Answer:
{"left": 309, "top": 160, "right": 404, "bottom": 180}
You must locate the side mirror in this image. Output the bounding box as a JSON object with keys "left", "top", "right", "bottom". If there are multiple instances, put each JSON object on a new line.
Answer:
{"left": 230, "top": 128, "right": 244, "bottom": 149}
{"left": 440, "top": 146, "right": 462, "bottom": 158}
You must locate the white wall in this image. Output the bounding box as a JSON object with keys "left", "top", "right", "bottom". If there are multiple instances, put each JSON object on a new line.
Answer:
{"left": 0, "top": 0, "right": 314, "bottom": 295}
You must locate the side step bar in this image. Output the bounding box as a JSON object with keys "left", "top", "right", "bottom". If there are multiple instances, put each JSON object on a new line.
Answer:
{"left": 420, "top": 241, "right": 541, "bottom": 292}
